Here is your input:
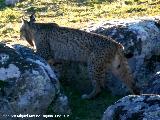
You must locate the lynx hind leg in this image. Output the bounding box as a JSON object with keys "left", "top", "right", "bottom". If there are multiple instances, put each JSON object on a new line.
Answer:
{"left": 112, "top": 53, "right": 140, "bottom": 95}
{"left": 82, "top": 53, "right": 107, "bottom": 99}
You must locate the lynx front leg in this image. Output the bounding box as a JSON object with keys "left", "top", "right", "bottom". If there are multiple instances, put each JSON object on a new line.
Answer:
{"left": 81, "top": 53, "right": 106, "bottom": 99}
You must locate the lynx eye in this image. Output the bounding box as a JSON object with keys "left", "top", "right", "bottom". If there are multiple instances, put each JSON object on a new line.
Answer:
{"left": 117, "top": 64, "right": 120, "bottom": 69}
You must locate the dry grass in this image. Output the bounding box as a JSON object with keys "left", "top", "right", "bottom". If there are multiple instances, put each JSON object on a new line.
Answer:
{"left": 0, "top": 0, "right": 160, "bottom": 44}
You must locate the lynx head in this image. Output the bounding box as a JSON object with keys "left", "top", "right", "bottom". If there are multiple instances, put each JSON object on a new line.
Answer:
{"left": 20, "top": 14, "right": 36, "bottom": 46}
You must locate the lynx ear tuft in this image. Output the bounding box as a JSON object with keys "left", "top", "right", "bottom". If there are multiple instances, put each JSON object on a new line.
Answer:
{"left": 29, "top": 13, "right": 36, "bottom": 23}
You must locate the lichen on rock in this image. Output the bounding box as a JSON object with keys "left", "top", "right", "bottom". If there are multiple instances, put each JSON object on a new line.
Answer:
{"left": 0, "top": 43, "right": 70, "bottom": 120}
{"left": 84, "top": 17, "right": 160, "bottom": 95}
{"left": 102, "top": 94, "right": 160, "bottom": 120}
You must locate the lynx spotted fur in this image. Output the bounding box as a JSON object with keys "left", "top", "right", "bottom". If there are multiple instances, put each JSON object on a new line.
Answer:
{"left": 20, "top": 17, "right": 139, "bottom": 99}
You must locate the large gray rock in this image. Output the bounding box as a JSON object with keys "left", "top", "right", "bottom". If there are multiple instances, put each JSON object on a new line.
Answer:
{"left": 0, "top": 43, "right": 70, "bottom": 120}
{"left": 5, "top": 0, "right": 21, "bottom": 6}
{"left": 84, "top": 17, "right": 160, "bottom": 95}
{"left": 143, "top": 71, "right": 160, "bottom": 94}
{"left": 102, "top": 94, "right": 160, "bottom": 120}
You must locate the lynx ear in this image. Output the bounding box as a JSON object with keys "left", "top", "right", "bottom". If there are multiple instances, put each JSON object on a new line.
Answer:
{"left": 21, "top": 17, "right": 29, "bottom": 24}
{"left": 29, "top": 13, "right": 36, "bottom": 23}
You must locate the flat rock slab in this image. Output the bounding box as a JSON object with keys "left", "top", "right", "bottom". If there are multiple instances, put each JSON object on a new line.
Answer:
{"left": 102, "top": 94, "right": 160, "bottom": 120}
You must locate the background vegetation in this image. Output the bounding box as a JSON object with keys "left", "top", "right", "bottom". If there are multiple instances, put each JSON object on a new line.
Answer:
{"left": 0, "top": 0, "right": 160, "bottom": 44}
{"left": 0, "top": 0, "right": 160, "bottom": 119}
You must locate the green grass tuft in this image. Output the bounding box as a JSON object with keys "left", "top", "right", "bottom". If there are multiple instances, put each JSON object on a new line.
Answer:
{"left": 47, "top": 82, "right": 121, "bottom": 120}
{"left": 0, "top": 80, "right": 6, "bottom": 88}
